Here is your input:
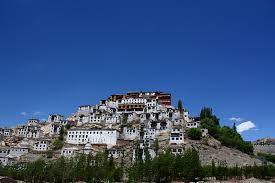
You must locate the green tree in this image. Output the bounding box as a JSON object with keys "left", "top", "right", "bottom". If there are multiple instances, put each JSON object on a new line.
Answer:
{"left": 59, "top": 126, "right": 65, "bottom": 141}
{"left": 187, "top": 128, "right": 202, "bottom": 140}
{"left": 200, "top": 107, "right": 220, "bottom": 138}
{"left": 232, "top": 122, "right": 237, "bottom": 132}
{"left": 258, "top": 153, "right": 275, "bottom": 164}
{"left": 200, "top": 107, "right": 220, "bottom": 126}
{"left": 52, "top": 138, "right": 64, "bottom": 150}
{"left": 178, "top": 100, "right": 183, "bottom": 111}
{"left": 219, "top": 126, "right": 253, "bottom": 155}
{"left": 181, "top": 148, "right": 202, "bottom": 182}
{"left": 152, "top": 149, "right": 175, "bottom": 182}
{"left": 154, "top": 139, "right": 159, "bottom": 155}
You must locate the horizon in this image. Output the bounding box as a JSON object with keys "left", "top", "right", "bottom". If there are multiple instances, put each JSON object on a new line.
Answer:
{"left": 1, "top": 0, "right": 275, "bottom": 141}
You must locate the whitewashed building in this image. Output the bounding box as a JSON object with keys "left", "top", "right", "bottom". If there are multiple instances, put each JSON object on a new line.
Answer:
{"left": 15, "top": 125, "right": 41, "bottom": 139}
{"left": 108, "top": 148, "right": 124, "bottom": 158}
{"left": 48, "top": 114, "right": 64, "bottom": 123}
{"left": 9, "top": 146, "right": 29, "bottom": 157}
{"left": 27, "top": 119, "right": 40, "bottom": 126}
{"left": 33, "top": 140, "right": 50, "bottom": 152}
{"left": 61, "top": 147, "right": 79, "bottom": 158}
{"left": 123, "top": 127, "right": 139, "bottom": 140}
{"left": 0, "top": 156, "right": 15, "bottom": 166}
{"left": 3, "top": 129, "right": 12, "bottom": 137}
{"left": 186, "top": 121, "right": 200, "bottom": 128}
{"left": 50, "top": 123, "right": 62, "bottom": 136}
{"left": 170, "top": 127, "right": 184, "bottom": 145}
{"left": 66, "top": 129, "right": 119, "bottom": 148}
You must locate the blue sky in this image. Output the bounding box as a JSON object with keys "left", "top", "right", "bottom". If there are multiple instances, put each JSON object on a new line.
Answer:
{"left": 0, "top": 0, "right": 274, "bottom": 141}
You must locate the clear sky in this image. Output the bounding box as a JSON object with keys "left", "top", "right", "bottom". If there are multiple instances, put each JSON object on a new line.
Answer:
{"left": 0, "top": 0, "right": 274, "bottom": 141}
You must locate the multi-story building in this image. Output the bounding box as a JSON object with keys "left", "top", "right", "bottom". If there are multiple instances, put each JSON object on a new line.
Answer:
{"left": 66, "top": 129, "right": 119, "bottom": 148}
{"left": 170, "top": 127, "right": 184, "bottom": 145}
{"left": 15, "top": 125, "right": 41, "bottom": 139}
{"left": 48, "top": 114, "right": 64, "bottom": 123}
{"left": 32, "top": 140, "right": 51, "bottom": 152}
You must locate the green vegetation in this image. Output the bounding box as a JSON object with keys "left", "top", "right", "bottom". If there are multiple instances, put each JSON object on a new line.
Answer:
{"left": 219, "top": 126, "right": 253, "bottom": 155}
{"left": 258, "top": 153, "right": 275, "bottom": 164}
{"left": 52, "top": 138, "right": 64, "bottom": 150}
{"left": 200, "top": 107, "right": 220, "bottom": 139}
{"left": 59, "top": 126, "right": 65, "bottom": 141}
{"left": 129, "top": 148, "right": 203, "bottom": 182}
{"left": 178, "top": 99, "right": 183, "bottom": 111}
{"left": 122, "top": 114, "right": 128, "bottom": 126}
{"left": 200, "top": 107, "right": 254, "bottom": 155}
{"left": 1, "top": 149, "right": 274, "bottom": 182}
{"left": 187, "top": 128, "right": 202, "bottom": 140}
{"left": 52, "top": 126, "right": 66, "bottom": 150}
{"left": 0, "top": 152, "right": 123, "bottom": 183}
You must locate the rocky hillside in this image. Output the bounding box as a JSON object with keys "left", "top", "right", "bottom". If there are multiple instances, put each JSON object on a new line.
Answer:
{"left": 186, "top": 137, "right": 262, "bottom": 167}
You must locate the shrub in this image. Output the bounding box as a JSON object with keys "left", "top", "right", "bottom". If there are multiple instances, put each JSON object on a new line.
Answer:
{"left": 187, "top": 128, "right": 202, "bottom": 140}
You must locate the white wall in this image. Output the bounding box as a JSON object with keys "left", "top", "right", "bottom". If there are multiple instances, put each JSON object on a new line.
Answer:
{"left": 66, "top": 129, "right": 118, "bottom": 147}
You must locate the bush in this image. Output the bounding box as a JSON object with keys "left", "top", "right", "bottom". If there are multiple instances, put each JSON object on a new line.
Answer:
{"left": 52, "top": 139, "right": 64, "bottom": 150}
{"left": 218, "top": 126, "right": 253, "bottom": 155}
{"left": 258, "top": 153, "right": 275, "bottom": 164}
{"left": 199, "top": 107, "right": 254, "bottom": 155}
{"left": 187, "top": 128, "right": 202, "bottom": 140}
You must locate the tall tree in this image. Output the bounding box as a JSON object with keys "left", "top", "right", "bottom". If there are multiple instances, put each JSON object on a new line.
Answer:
{"left": 232, "top": 122, "right": 237, "bottom": 132}
{"left": 178, "top": 100, "right": 183, "bottom": 111}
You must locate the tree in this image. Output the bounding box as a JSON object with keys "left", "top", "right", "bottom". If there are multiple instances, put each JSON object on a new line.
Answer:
{"left": 181, "top": 148, "right": 202, "bottom": 182}
{"left": 187, "top": 128, "right": 202, "bottom": 140}
{"left": 200, "top": 107, "right": 253, "bottom": 155}
{"left": 152, "top": 149, "right": 175, "bottom": 182}
{"left": 154, "top": 139, "right": 159, "bottom": 155}
{"left": 232, "top": 122, "right": 237, "bottom": 132}
{"left": 258, "top": 153, "right": 275, "bottom": 164}
{"left": 200, "top": 107, "right": 220, "bottom": 139}
{"left": 52, "top": 138, "right": 64, "bottom": 150}
{"left": 178, "top": 100, "right": 183, "bottom": 111}
{"left": 219, "top": 126, "right": 253, "bottom": 155}
{"left": 200, "top": 107, "right": 220, "bottom": 126}
{"left": 200, "top": 118, "right": 220, "bottom": 139}
{"left": 122, "top": 114, "right": 128, "bottom": 126}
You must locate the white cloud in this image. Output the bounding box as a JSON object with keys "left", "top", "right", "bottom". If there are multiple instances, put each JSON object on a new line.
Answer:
{"left": 229, "top": 117, "right": 243, "bottom": 122}
{"left": 33, "top": 111, "right": 41, "bottom": 116}
{"left": 20, "top": 112, "right": 27, "bottom": 116}
{"left": 236, "top": 121, "right": 256, "bottom": 133}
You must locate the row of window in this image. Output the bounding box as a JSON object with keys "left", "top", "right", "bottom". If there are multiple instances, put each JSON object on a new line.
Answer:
{"left": 120, "top": 99, "right": 146, "bottom": 104}
{"left": 118, "top": 105, "right": 144, "bottom": 109}
{"left": 34, "top": 147, "right": 48, "bottom": 150}
{"left": 170, "top": 137, "right": 183, "bottom": 141}
{"left": 68, "top": 131, "right": 114, "bottom": 135}
{"left": 172, "top": 148, "right": 183, "bottom": 153}
{"left": 10, "top": 149, "right": 27, "bottom": 152}
{"left": 186, "top": 123, "right": 198, "bottom": 127}
{"left": 68, "top": 138, "right": 106, "bottom": 143}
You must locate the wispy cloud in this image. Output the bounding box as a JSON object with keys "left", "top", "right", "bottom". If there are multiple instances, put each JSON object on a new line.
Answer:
{"left": 33, "top": 111, "right": 42, "bottom": 116}
{"left": 236, "top": 121, "right": 256, "bottom": 133}
{"left": 229, "top": 117, "right": 243, "bottom": 122}
{"left": 20, "top": 112, "right": 27, "bottom": 116}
